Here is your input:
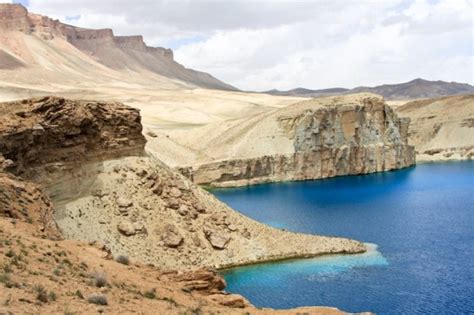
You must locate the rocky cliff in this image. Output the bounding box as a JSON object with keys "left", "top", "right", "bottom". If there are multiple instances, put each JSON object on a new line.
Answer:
{"left": 0, "top": 96, "right": 146, "bottom": 180}
{"left": 396, "top": 94, "right": 474, "bottom": 161}
{"left": 153, "top": 93, "right": 415, "bottom": 187}
{"left": 0, "top": 96, "right": 365, "bottom": 273}
{"left": 0, "top": 3, "right": 236, "bottom": 91}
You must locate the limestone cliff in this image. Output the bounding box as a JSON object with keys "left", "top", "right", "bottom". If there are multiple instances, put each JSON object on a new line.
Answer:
{"left": 152, "top": 93, "right": 415, "bottom": 187}
{"left": 396, "top": 94, "right": 474, "bottom": 161}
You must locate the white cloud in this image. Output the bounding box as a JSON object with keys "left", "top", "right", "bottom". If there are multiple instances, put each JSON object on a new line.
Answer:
{"left": 0, "top": 0, "right": 13, "bottom": 3}
{"left": 24, "top": 0, "right": 474, "bottom": 90}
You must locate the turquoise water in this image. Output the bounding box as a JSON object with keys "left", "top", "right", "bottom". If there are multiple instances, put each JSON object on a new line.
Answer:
{"left": 214, "top": 162, "right": 474, "bottom": 314}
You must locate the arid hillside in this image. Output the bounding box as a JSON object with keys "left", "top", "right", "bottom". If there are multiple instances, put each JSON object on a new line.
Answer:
{"left": 0, "top": 4, "right": 234, "bottom": 91}
{"left": 396, "top": 94, "right": 474, "bottom": 161}
{"left": 0, "top": 4, "right": 305, "bottom": 128}
{"left": 0, "top": 95, "right": 372, "bottom": 314}
{"left": 148, "top": 93, "right": 415, "bottom": 187}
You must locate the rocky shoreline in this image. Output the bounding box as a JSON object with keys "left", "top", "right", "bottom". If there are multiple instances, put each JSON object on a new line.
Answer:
{"left": 150, "top": 94, "right": 416, "bottom": 187}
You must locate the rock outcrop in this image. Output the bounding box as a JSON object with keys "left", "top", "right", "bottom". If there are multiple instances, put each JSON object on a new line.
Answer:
{"left": 0, "top": 172, "right": 61, "bottom": 239}
{"left": 0, "top": 3, "right": 236, "bottom": 91}
{"left": 156, "top": 93, "right": 415, "bottom": 187}
{"left": 0, "top": 96, "right": 146, "bottom": 179}
{"left": 0, "top": 96, "right": 366, "bottom": 272}
{"left": 396, "top": 94, "right": 474, "bottom": 161}
{"left": 0, "top": 217, "right": 366, "bottom": 315}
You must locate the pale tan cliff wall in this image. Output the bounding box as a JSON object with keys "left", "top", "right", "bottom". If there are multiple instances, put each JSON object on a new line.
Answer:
{"left": 178, "top": 96, "right": 415, "bottom": 187}
{"left": 396, "top": 94, "right": 474, "bottom": 161}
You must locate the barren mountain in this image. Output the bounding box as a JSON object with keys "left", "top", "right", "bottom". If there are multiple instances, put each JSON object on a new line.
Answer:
{"left": 396, "top": 94, "right": 474, "bottom": 161}
{"left": 0, "top": 4, "right": 304, "bottom": 128}
{"left": 266, "top": 79, "right": 474, "bottom": 100}
{"left": 0, "top": 4, "right": 235, "bottom": 91}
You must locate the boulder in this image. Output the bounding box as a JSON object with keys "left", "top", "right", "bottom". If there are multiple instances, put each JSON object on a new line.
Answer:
{"left": 116, "top": 197, "right": 132, "bottom": 208}
{"left": 162, "top": 225, "right": 183, "bottom": 248}
{"left": 208, "top": 294, "right": 248, "bottom": 308}
{"left": 203, "top": 227, "right": 231, "bottom": 250}
{"left": 117, "top": 221, "right": 136, "bottom": 236}
{"left": 169, "top": 187, "right": 182, "bottom": 198}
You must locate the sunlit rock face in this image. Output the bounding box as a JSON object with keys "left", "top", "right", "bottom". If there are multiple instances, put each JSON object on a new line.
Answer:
{"left": 178, "top": 94, "right": 415, "bottom": 187}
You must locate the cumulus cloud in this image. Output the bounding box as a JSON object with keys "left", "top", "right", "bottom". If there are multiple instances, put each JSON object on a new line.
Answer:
{"left": 24, "top": 0, "right": 474, "bottom": 90}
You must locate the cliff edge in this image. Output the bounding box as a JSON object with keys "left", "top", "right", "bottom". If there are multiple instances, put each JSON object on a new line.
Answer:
{"left": 0, "top": 3, "right": 236, "bottom": 91}
{"left": 149, "top": 93, "right": 416, "bottom": 187}
{"left": 0, "top": 96, "right": 365, "bottom": 273}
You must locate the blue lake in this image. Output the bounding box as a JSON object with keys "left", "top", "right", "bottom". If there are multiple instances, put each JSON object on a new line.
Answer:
{"left": 213, "top": 161, "right": 474, "bottom": 314}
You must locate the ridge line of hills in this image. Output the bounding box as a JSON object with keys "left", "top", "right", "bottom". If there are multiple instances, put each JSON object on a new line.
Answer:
{"left": 0, "top": 3, "right": 237, "bottom": 91}
{"left": 263, "top": 78, "right": 474, "bottom": 100}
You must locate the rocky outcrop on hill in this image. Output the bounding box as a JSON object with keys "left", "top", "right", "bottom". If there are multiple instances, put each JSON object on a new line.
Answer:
{"left": 0, "top": 96, "right": 145, "bottom": 179}
{"left": 0, "top": 172, "right": 61, "bottom": 239}
{"left": 161, "top": 93, "right": 415, "bottom": 187}
{"left": 0, "top": 96, "right": 365, "bottom": 272}
{"left": 0, "top": 3, "right": 236, "bottom": 91}
{"left": 396, "top": 94, "right": 474, "bottom": 161}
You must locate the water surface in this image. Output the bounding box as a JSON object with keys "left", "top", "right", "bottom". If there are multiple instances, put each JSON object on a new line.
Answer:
{"left": 213, "top": 162, "right": 474, "bottom": 314}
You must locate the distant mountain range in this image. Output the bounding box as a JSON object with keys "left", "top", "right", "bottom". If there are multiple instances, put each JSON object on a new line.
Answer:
{"left": 265, "top": 79, "right": 474, "bottom": 100}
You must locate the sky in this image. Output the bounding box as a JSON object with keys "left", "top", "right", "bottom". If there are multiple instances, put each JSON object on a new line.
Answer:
{"left": 3, "top": 0, "right": 473, "bottom": 91}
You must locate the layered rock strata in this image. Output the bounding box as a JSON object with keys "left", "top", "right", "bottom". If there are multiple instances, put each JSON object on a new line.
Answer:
{"left": 159, "top": 94, "right": 416, "bottom": 187}
{"left": 0, "top": 3, "right": 236, "bottom": 90}
{"left": 396, "top": 94, "right": 474, "bottom": 161}
{"left": 0, "top": 96, "right": 146, "bottom": 180}
{"left": 0, "top": 96, "right": 365, "bottom": 272}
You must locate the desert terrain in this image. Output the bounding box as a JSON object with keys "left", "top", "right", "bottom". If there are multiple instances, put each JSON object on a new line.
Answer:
{"left": 1, "top": 3, "right": 473, "bottom": 314}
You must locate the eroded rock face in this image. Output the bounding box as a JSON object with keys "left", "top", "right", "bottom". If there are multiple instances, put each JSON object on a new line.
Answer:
{"left": 0, "top": 96, "right": 366, "bottom": 271}
{"left": 0, "top": 4, "right": 235, "bottom": 91}
{"left": 397, "top": 94, "right": 474, "bottom": 161}
{"left": 178, "top": 95, "right": 416, "bottom": 187}
{"left": 0, "top": 4, "right": 30, "bottom": 33}
{"left": 0, "top": 172, "right": 61, "bottom": 239}
{"left": 0, "top": 96, "right": 146, "bottom": 179}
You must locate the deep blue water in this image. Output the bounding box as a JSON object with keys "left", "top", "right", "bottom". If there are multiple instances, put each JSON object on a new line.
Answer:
{"left": 213, "top": 162, "right": 474, "bottom": 314}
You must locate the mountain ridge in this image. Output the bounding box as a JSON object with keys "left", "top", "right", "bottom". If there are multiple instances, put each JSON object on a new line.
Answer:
{"left": 264, "top": 78, "right": 474, "bottom": 100}
{"left": 0, "top": 3, "right": 237, "bottom": 91}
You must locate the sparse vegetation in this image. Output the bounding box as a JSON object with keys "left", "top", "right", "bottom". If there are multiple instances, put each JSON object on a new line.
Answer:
{"left": 88, "top": 293, "right": 108, "bottom": 305}
{"left": 48, "top": 291, "right": 57, "bottom": 301}
{"left": 143, "top": 288, "right": 156, "bottom": 299}
{"left": 115, "top": 255, "right": 130, "bottom": 265}
{"left": 0, "top": 272, "right": 10, "bottom": 285}
{"left": 162, "top": 296, "right": 178, "bottom": 307}
{"left": 92, "top": 272, "right": 108, "bottom": 288}
{"left": 34, "top": 285, "right": 49, "bottom": 303}
{"left": 74, "top": 289, "right": 84, "bottom": 299}
{"left": 2, "top": 263, "right": 12, "bottom": 273}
